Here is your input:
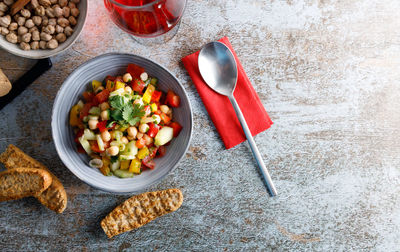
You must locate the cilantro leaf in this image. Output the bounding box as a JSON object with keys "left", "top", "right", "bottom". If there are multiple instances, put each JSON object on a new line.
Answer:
{"left": 122, "top": 103, "right": 145, "bottom": 126}
{"left": 109, "top": 95, "right": 128, "bottom": 110}
{"left": 110, "top": 109, "right": 123, "bottom": 121}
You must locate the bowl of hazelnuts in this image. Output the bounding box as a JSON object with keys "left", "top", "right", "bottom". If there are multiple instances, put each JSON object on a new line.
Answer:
{"left": 0, "top": 0, "right": 87, "bottom": 59}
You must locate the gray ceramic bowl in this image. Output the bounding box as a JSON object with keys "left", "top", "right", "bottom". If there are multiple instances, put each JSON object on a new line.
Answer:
{"left": 52, "top": 53, "right": 192, "bottom": 193}
{"left": 0, "top": 0, "right": 87, "bottom": 59}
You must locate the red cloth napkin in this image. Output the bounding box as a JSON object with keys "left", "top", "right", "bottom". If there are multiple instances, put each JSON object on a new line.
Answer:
{"left": 182, "top": 37, "right": 273, "bottom": 149}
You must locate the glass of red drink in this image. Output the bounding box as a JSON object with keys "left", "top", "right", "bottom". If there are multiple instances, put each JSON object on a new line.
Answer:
{"left": 104, "top": 0, "right": 187, "bottom": 44}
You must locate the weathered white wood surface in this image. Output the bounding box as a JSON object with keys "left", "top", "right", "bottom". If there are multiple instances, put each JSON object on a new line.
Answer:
{"left": 1, "top": 0, "right": 400, "bottom": 250}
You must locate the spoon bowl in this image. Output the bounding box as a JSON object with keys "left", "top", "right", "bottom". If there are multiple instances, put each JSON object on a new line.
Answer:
{"left": 198, "top": 41, "right": 277, "bottom": 197}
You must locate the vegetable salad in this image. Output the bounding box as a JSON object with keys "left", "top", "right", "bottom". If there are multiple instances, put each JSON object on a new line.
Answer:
{"left": 69, "top": 63, "right": 182, "bottom": 178}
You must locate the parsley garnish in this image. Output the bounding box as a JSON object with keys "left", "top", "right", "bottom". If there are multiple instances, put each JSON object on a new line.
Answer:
{"left": 123, "top": 103, "right": 145, "bottom": 126}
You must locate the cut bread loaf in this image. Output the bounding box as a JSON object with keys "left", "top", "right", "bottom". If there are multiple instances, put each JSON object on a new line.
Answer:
{"left": 0, "top": 68, "right": 12, "bottom": 97}
{"left": 0, "top": 168, "right": 52, "bottom": 202}
{"left": 0, "top": 145, "right": 68, "bottom": 213}
{"left": 101, "top": 189, "right": 183, "bottom": 238}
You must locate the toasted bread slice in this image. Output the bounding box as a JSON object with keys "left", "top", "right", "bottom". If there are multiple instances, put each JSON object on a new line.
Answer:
{"left": 0, "top": 145, "right": 67, "bottom": 213}
{"left": 0, "top": 168, "right": 52, "bottom": 202}
{"left": 101, "top": 189, "right": 183, "bottom": 238}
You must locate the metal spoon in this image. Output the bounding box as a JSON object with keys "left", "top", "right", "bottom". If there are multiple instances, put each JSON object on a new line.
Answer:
{"left": 198, "top": 41, "right": 277, "bottom": 197}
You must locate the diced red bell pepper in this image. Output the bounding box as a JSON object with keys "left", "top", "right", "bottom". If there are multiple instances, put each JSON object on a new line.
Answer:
{"left": 105, "top": 75, "right": 116, "bottom": 82}
{"left": 147, "top": 123, "right": 160, "bottom": 138}
{"left": 160, "top": 112, "right": 171, "bottom": 124}
{"left": 95, "top": 89, "right": 110, "bottom": 104}
{"left": 79, "top": 102, "right": 93, "bottom": 119}
{"left": 148, "top": 146, "right": 158, "bottom": 158}
{"left": 169, "top": 122, "right": 183, "bottom": 137}
{"left": 127, "top": 64, "right": 145, "bottom": 79}
{"left": 83, "top": 92, "right": 95, "bottom": 102}
{"left": 77, "top": 144, "right": 86, "bottom": 154}
{"left": 157, "top": 145, "right": 166, "bottom": 157}
{"left": 142, "top": 156, "right": 155, "bottom": 169}
{"left": 97, "top": 121, "right": 108, "bottom": 133}
{"left": 131, "top": 79, "right": 146, "bottom": 94}
{"left": 135, "top": 138, "right": 146, "bottom": 149}
{"left": 90, "top": 141, "right": 104, "bottom": 153}
{"left": 151, "top": 90, "right": 162, "bottom": 102}
{"left": 165, "top": 90, "right": 180, "bottom": 107}
{"left": 153, "top": 110, "right": 161, "bottom": 115}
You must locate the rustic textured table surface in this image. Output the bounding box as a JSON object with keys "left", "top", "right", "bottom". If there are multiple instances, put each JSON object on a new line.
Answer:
{"left": 1, "top": 0, "right": 400, "bottom": 251}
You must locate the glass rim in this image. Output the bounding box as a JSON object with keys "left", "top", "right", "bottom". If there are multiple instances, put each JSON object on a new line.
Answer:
{"left": 107, "top": 0, "right": 167, "bottom": 9}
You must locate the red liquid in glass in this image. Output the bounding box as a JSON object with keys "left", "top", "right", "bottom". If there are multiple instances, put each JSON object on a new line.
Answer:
{"left": 105, "top": 0, "right": 183, "bottom": 37}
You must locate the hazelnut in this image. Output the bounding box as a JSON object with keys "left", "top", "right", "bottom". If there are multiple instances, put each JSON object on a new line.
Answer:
{"left": 32, "top": 30, "right": 40, "bottom": 41}
{"left": 21, "top": 32, "right": 31, "bottom": 43}
{"left": 30, "top": 0, "right": 40, "bottom": 8}
{"left": 55, "top": 24, "right": 63, "bottom": 33}
{"left": 35, "top": 6, "right": 45, "bottom": 16}
{"left": 57, "top": 17, "right": 69, "bottom": 27}
{"left": 32, "top": 16, "right": 42, "bottom": 26}
{"left": 5, "top": 32, "right": 17, "bottom": 43}
{"left": 4, "top": 0, "right": 14, "bottom": 6}
{"left": 17, "top": 26, "right": 28, "bottom": 35}
{"left": 0, "top": 15, "right": 11, "bottom": 27}
{"left": 55, "top": 32, "right": 66, "bottom": 42}
{"left": 25, "top": 19, "right": 35, "bottom": 28}
{"left": 8, "top": 22, "right": 17, "bottom": 31}
{"left": 0, "top": 3, "right": 8, "bottom": 12}
{"left": 39, "top": 0, "right": 51, "bottom": 8}
{"left": 48, "top": 18, "right": 56, "bottom": 26}
{"left": 59, "top": 0, "right": 68, "bottom": 7}
{"left": 62, "top": 7, "right": 70, "bottom": 17}
{"left": 30, "top": 41, "right": 39, "bottom": 50}
{"left": 46, "top": 38, "right": 58, "bottom": 49}
{"left": 40, "top": 32, "right": 52, "bottom": 41}
{"left": 53, "top": 6, "right": 63, "bottom": 17}
{"left": 70, "top": 8, "right": 79, "bottom": 18}
{"left": 20, "top": 42, "right": 31, "bottom": 50}
{"left": 39, "top": 40, "right": 46, "bottom": 49}
{"left": 68, "top": 16, "right": 76, "bottom": 26}
{"left": 20, "top": 9, "right": 31, "bottom": 18}
{"left": 43, "top": 24, "right": 55, "bottom": 34}
{"left": 45, "top": 7, "right": 55, "bottom": 18}
{"left": 16, "top": 16, "right": 25, "bottom": 26}
{"left": 64, "top": 25, "right": 73, "bottom": 36}
{"left": 0, "top": 27, "right": 9, "bottom": 35}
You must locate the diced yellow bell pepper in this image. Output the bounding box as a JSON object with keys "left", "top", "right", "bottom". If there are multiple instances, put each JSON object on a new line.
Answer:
{"left": 69, "top": 105, "right": 81, "bottom": 126}
{"left": 100, "top": 156, "right": 111, "bottom": 176}
{"left": 92, "top": 80, "right": 103, "bottom": 92}
{"left": 137, "top": 146, "right": 149, "bottom": 160}
{"left": 106, "top": 80, "right": 115, "bottom": 92}
{"left": 129, "top": 158, "right": 141, "bottom": 174}
{"left": 120, "top": 160, "right": 130, "bottom": 170}
{"left": 119, "top": 126, "right": 129, "bottom": 132}
{"left": 115, "top": 81, "right": 125, "bottom": 90}
{"left": 142, "top": 84, "right": 155, "bottom": 104}
{"left": 150, "top": 103, "right": 157, "bottom": 112}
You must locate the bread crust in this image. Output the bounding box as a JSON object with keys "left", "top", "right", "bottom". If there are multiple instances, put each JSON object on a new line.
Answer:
{"left": 0, "top": 145, "right": 67, "bottom": 213}
{"left": 0, "top": 68, "right": 12, "bottom": 97}
{"left": 0, "top": 168, "right": 52, "bottom": 202}
{"left": 101, "top": 189, "right": 183, "bottom": 238}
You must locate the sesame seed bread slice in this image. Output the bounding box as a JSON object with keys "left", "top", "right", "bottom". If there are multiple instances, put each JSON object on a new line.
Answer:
{"left": 101, "top": 189, "right": 183, "bottom": 238}
{"left": 0, "top": 145, "right": 68, "bottom": 213}
{"left": 0, "top": 168, "right": 52, "bottom": 202}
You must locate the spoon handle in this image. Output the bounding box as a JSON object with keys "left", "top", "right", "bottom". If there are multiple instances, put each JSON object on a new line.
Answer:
{"left": 228, "top": 95, "right": 277, "bottom": 197}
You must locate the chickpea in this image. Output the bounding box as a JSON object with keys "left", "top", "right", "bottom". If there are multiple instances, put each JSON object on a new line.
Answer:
{"left": 140, "top": 72, "right": 148, "bottom": 81}
{"left": 71, "top": 0, "right": 80, "bottom": 4}
{"left": 101, "top": 131, "right": 111, "bottom": 142}
{"left": 31, "top": 0, "right": 40, "bottom": 8}
{"left": 40, "top": 32, "right": 52, "bottom": 41}
{"left": 28, "top": 26, "right": 38, "bottom": 33}
{"left": 70, "top": 8, "right": 79, "bottom": 18}
{"left": 48, "top": 18, "right": 56, "bottom": 26}
{"left": 24, "top": 19, "right": 34, "bottom": 28}
{"left": 21, "top": 33, "right": 31, "bottom": 43}
{"left": 62, "top": 6, "right": 70, "bottom": 17}
{"left": 0, "top": 15, "right": 10, "bottom": 27}
{"left": 35, "top": 6, "right": 45, "bottom": 16}
{"left": 127, "top": 126, "right": 138, "bottom": 138}
{"left": 121, "top": 136, "right": 129, "bottom": 145}
{"left": 16, "top": 16, "right": 25, "bottom": 26}
{"left": 53, "top": 6, "right": 63, "bottom": 17}
{"left": 32, "top": 16, "right": 42, "bottom": 26}
{"left": 100, "top": 110, "right": 109, "bottom": 121}
{"left": 39, "top": 0, "right": 51, "bottom": 8}
{"left": 59, "top": 0, "right": 68, "bottom": 7}
{"left": 88, "top": 119, "right": 98, "bottom": 130}
{"left": 124, "top": 86, "right": 132, "bottom": 94}
{"left": 20, "top": 42, "right": 30, "bottom": 50}
{"left": 136, "top": 132, "right": 144, "bottom": 140}
{"left": 122, "top": 73, "right": 132, "bottom": 83}
{"left": 45, "top": 7, "right": 55, "bottom": 18}
{"left": 4, "top": 0, "right": 14, "bottom": 6}
{"left": 55, "top": 24, "right": 63, "bottom": 33}
{"left": 42, "top": 16, "right": 48, "bottom": 26}
{"left": 20, "top": 9, "right": 31, "bottom": 18}
{"left": 139, "top": 123, "right": 149, "bottom": 133}
{"left": 99, "top": 102, "right": 110, "bottom": 111}
{"left": 5, "top": 32, "right": 17, "bottom": 43}
{"left": 64, "top": 26, "right": 73, "bottom": 36}
{"left": 32, "top": 30, "right": 40, "bottom": 41}
{"left": 127, "top": 135, "right": 135, "bottom": 141}
{"left": 68, "top": 16, "right": 76, "bottom": 26}
{"left": 17, "top": 26, "right": 28, "bottom": 35}
{"left": 47, "top": 39, "right": 58, "bottom": 49}
{"left": 30, "top": 41, "right": 39, "bottom": 50}
{"left": 160, "top": 105, "right": 169, "bottom": 114}
{"left": 43, "top": 24, "right": 55, "bottom": 34}
{"left": 50, "top": 0, "right": 58, "bottom": 4}
{"left": 55, "top": 32, "right": 66, "bottom": 43}
{"left": 106, "top": 146, "right": 119, "bottom": 156}
{"left": 0, "top": 3, "right": 8, "bottom": 12}
{"left": 68, "top": 2, "right": 76, "bottom": 9}
{"left": 0, "top": 27, "right": 9, "bottom": 35}
{"left": 39, "top": 40, "right": 47, "bottom": 49}
{"left": 8, "top": 22, "right": 17, "bottom": 31}
{"left": 143, "top": 134, "right": 153, "bottom": 146}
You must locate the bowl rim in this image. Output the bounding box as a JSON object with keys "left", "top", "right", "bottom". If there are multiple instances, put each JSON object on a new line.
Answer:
{"left": 51, "top": 52, "right": 193, "bottom": 193}
{"left": 0, "top": 0, "right": 88, "bottom": 59}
